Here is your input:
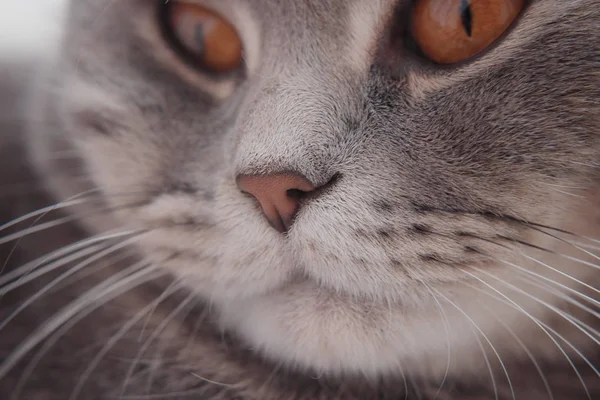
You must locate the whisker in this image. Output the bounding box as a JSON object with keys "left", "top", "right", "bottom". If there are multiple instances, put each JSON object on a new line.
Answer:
{"left": 570, "top": 240, "right": 600, "bottom": 253}
{"left": 460, "top": 270, "right": 594, "bottom": 399}
{"left": 512, "top": 273, "right": 600, "bottom": 320}
{"left": 498, "top": 233, "right": 600, "bottom": 271}
{"left": 420, "top": 281, "right": 452, "bottom": 400}
{"left": 0, "top": 243, "right": 108, "bottom": 291}
{"left": 0, "top": 215, "right": 78, "bottom": 245}
{"left": 0, "top": 229, "right": 138, "bottom": 288}
{"left": 480, "top": 213, "right": 600, "bottom": 246}
{"left": 478, "top": 301, "right": 555, "bottom": 400}
{"left": 183, "top": 307, "right": 210, "bottom": 351}
{"left": 469, "top": 266, "right": 600, "bottom": 347}
{"left": 190, "top": 372, "right": 240, "bottom": 389}
{"left": 0, "top": 236, "right": 145, "bottom": 334}
{"left": 512, "top": 251, "right": 600, "bottom": 296}
{"left": 49, "top": 251, "right": 139, "bottom": 295}
{"left": 0, "top": 200, "right": 146, "bottom": 246}
{"left": 1, "top": 188, "right": 114, "bottom": 274}
{"left": 144, "top": 344, "right": 164, "bottom": 396}
{"left": 68, "top": 277, "right": 184, "bottom": 400}
{"left": 567, "top": 160, "right": 600, "bottom": 168}
{"left": 466, "top": 281, "right": 594, "bottom": 399}
{"left": 117, "top": 387, "right": 236, "bottom": 400}
{"left": 510, "top": 258, "right": 600, "bottom": 308}
{"left": 0, "top": 193, "right": 96, "bottom": 234}
{"left": 253, "top": 361, "right": 286, "bottom": 400}
{"left": 466, "top": 236, "right": 600, "bottom": 303}
{"left": 8, "top": 258, "right": 157, "bottom": 399}
{"left": 120, "top": 291, "right": 198, "bottom": 397}
{"left": 540, "top": 182, "right": 588, "bottom": 190}
{"left": 0, "top": 262, "right": 164, "bottom": 383}
{"left": 524, "top": 222, "right": 600, "bottom": 246}
{"left": 428, "top": 286, "right": 506, "bottom": 400}
{"left": 550, "top": 188, "right": 587, "bottom": 198}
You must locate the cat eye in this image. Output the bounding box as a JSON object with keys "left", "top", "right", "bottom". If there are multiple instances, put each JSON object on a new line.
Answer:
{"left": 412, "top": 0, "right": 525, "bottom": 64}
{"left": 163, "top": 2, "right": 243, "bottom": 73}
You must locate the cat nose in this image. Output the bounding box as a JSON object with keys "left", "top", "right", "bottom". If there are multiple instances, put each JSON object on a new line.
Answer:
{"left": 237, "top": 173, "right": 316, "bottom": 233}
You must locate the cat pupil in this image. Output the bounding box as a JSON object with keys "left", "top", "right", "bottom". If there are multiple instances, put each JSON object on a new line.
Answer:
{"left": 193, "top": 24, "right": 205, "bottom": 55}
{"left": 460, "top": 0, "right": 473, "bottom": 37}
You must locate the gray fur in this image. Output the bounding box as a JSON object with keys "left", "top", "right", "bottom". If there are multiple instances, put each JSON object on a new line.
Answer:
{"left": 1, "top": 0, "right": 599, "bottom": 398}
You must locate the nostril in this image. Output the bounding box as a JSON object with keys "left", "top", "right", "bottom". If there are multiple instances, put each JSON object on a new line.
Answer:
{"left": 236, "top": 172, "right": 340, "bottom": 233}
{"left": 286, "top": 188, "right": 309, "bottom": 201}
{"left": 300, "top": 173, "right": 341, "bottom": 201}
{"left": 323, "top": 172, "right": 341, "bottom": 190}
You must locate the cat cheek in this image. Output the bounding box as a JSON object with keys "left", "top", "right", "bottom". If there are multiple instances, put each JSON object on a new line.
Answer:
{"left": 69, "top": 109, "right": 130, "bottom": 138}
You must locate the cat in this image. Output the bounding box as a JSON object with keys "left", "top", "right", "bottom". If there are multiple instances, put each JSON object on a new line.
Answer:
{"left": 0, "top": 0, "right": 599, "bottom": 398}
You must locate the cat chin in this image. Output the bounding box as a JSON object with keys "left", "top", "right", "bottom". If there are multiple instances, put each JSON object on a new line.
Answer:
{"left": 216, "top": 277, "right": 496, "bottom": 380}
{"left": 215, "top": 248, "right": 600, "bottom": 381}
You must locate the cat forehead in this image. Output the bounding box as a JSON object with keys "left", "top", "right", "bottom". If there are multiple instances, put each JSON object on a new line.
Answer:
{"left": 67, "top": 0, "right": 398, "bottom": 74}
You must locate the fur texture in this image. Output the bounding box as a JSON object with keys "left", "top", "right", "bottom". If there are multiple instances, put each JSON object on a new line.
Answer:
{"left": 1, "top": 0, "right": 599, "bottom": 398}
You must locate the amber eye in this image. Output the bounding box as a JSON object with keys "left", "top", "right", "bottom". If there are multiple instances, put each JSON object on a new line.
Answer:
{"left": 165, "top": 2, "right": 243, "bottom": 73}
{"left": 412, "top": 0, "right": 524, "bottom": 64}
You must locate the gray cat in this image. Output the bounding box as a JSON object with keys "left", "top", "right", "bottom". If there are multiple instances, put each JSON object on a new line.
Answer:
{"left": 1, "top": 0, "right": 599, "bottom": 399}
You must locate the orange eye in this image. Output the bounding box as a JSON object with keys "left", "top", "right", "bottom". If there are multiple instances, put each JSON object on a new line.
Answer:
{"left": 166, "top": 2, "right": 243, "bottom": 73}
{"left": 412, "top": 0, "right": 524, "bottom": 64}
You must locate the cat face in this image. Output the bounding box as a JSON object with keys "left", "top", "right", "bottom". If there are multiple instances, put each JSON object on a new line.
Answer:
{"left": 31, "top": 0, "right": 600, "bottom": 378}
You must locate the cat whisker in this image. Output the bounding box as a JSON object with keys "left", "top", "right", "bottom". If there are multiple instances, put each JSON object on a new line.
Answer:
{"left": 0, "top": 226, "right": 146, "bottom": 296}
{"left": 0, "top": 235, "right": 146, "bottom": 334}
{"left": 567, "top": 160, "right": 600, "bottom": 169}
{"left": 467, "top": 266, "right": 600, "bottom": 347}
{"left": 0, "top": 229, "right": 138, "bottom": 288}
{"left": 463, "top": 276, "right": 593, "bottom": 400}
{"left": 478, "top": 300, "right": 555, "bottom": 400}
{"left": 464, "top": 236, "right": 600, "bottom": 315}
{"left": 190, "top": 372, "right": 241, "bottom": 388}
{"left": 69, "top": 276, "right": 184, "bottom": 400}
{"left": 476, "top": 214, "right": 600, "bottom": 245}
{"left": 138, "top": 279, "right": 188, "bottom": 343}
{"left": 509, "top": 256, "right": 600, "bottom": 308}
{"left": 549, "top": 188, "right": 587, "bottom": 198}
{"left": 521, "top": 221, "right": 600, "bottom": 246}
{"left": 0, "top": 198, "right": 148, "bottom": 277}
{"left": 0, "top": 214, "right": 79, "bottom": 244}
{"left": 564, "top": 240, "right": 600, "bottom": 253}
{"left": 254, "top": 361, "right": 286, "bottom": 400}
{"left": 0, "top": 243, "right": 108, "bottom": 291}
{"left": 1, "top": 187, "right": 150, "bottom": 234}
{"left": 0, "top": 187, "right": 110, "bottom": 276}
{"left": 420, "top": 281, "right": 452, "bottom": 400}
{"left": 144, "top": 344, "right": 164, "bottom": 396}
{"left": 120, "top": 291, "right": 198, "bottom": 397}
{"left": 510, "top": 250, "right": 600, "bottom": 296}
{"left": 4, "top": 262, "right": 165, "bottom": 395}
{"left": 0, "top": 188, "right": 102, "bottom": 234}
{"left": 512, "top": 273, "right": 600, "bottom": 320}
{"left": 540, "top": 182, "right": 589, "bottom": 190}
{"left": 183, "top": 306, "right": 210, "bottom": 351}
{"left": 117, "top": 385, "right": 241, "bottom": 400}
{"left": 428, "top": 285, "right": 509, "bottom": 400}
{"left": 526, "top": 225, "right": 600, "bottom": 261}
{"left": 48, "top": 250, "right": 140, "bottom": 295}
{"left": 465, "top": 235, "right": 600, "bottom": 301}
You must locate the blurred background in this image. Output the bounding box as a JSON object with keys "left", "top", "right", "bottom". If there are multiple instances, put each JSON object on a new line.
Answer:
{"left": 0, "top": 0, "right": 66, "bottom": 59}
{"left": 0, "top": 0, "right": 66, "bottom": 118}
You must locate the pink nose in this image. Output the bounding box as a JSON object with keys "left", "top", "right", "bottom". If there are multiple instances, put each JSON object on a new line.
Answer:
{"left": 237, "top": 173, "right": 315, "bottom": 233}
